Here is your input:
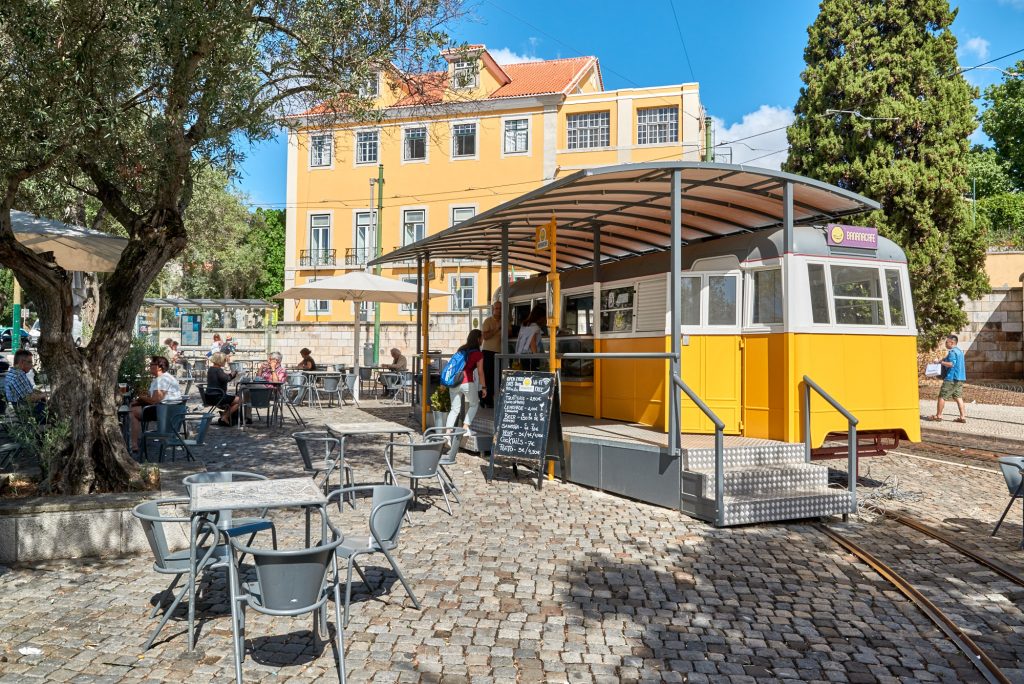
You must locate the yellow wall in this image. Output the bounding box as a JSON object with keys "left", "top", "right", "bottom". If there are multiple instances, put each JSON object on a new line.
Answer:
{"left": 985, "top": 252, "right": 1024, "bottom": 288}
{"left": 599, "top": 337, "right": 667, "bottom": 427}
{"left": 679, "top": 335, "right": 743, "bottom": 434}
{"left": 742, "top": 333, "right": 787, "bottom": 440}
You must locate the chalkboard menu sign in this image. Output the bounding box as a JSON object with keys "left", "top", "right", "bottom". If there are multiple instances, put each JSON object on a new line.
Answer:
{"left": 490, "top": 370, "right": 563, "bottom": 490}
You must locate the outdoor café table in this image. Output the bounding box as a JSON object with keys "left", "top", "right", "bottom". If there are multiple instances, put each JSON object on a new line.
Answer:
{"left": 326, "top": 421, "right": 416, "bottom": 485}
{"left": 186, "top": 476, "right": 327, "bottom": 651}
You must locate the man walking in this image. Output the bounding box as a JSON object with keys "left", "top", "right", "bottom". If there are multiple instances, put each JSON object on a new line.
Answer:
{"left": 929, "top": 334, "right": 966, "bottom": 423}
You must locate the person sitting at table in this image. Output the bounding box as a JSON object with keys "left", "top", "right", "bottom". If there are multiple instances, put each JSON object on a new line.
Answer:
{"left": 220, "top": 334, "right": 237, "bottom": 357}
{"left": 130, "top": 355, "right": 182, "bottom": 455}
{"left": 206, "top": 352, "right": 240, "bottom": 426}
{"left": 4, "top": 349, "right": 47, "bottom": 422}
{"left": 208, "top": 334, "right": 222, "bottom": 358}
{"left": 256, "top": 351, "right": 287, "bottom": 383}
{"left": 381, "top": 347, "right": 408, "bottom": 397}
{"left": 297, "top": 348, "right": 317, "bottom": 371}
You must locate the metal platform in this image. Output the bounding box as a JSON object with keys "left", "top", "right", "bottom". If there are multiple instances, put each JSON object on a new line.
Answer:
{"left": 465, "top": 409, "right": 853, "bottom": 524}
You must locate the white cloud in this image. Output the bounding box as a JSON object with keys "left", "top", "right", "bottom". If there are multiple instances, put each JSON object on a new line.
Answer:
{"left": 997, "top": 0, "right": 1024, "bottom": 10}
{"left": 710, "top": 105, "right": 794, "bottom": 170}
{"left": 961, "top": 36, "right": 990, "bottom": 61}
{"left": 489, "top": 47, "right": 541, "bottom": 65}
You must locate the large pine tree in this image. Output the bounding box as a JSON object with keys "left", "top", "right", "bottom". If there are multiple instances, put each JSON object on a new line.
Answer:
{"left": 784, "top": 0, "right": 987, "bottom": 347}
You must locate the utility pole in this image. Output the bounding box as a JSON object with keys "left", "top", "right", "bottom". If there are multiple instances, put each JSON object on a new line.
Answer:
{"left": 703, "top": 116, "right": 713, "bottom": 162}
{"left": 373, "top": 163, "right": 384, "bottom": 366}
{"left": 11, "top": 278, "right": 21, "bottom": 353}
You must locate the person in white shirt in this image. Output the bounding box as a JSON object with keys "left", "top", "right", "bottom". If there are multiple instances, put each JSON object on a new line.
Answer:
{"left": 208, "top": 333, "right": 222, "bottom": 357}
{"left": 129, "top": 355, "right": 182, "bottom": 454}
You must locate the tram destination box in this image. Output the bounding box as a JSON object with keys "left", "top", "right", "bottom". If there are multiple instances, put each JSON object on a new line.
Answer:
{"left": 490, "top": 370, "right": 563, "bottom": 489}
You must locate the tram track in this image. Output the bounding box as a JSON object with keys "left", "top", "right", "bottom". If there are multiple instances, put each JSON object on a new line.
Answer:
{"left": 813, "top": 511, "right": 1024, "bottom": 684}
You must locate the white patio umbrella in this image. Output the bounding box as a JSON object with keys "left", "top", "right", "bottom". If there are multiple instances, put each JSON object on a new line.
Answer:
{"left": 10, "top": 209, "right": 127, "bottom": 272}
{"left": 275, "top": 271, "right": 449, "bottom": 401}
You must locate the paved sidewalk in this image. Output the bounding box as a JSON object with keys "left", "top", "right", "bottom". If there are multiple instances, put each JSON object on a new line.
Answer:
{"left": 918, "top": 399, "right": 1024, "bottom": 442}
{"left": 0, "top": 403, "right": 1019, "bottom": 682}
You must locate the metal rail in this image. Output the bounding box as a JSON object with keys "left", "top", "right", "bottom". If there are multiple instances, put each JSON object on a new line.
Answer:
{"left": 803, "top": 375, "right": 858, "bottom": 510}
{"left": 673, "top": 375, "right": 726, "bottom": 526}
{"left": 814, "top": 523, "right": 1011, "bottom": 684}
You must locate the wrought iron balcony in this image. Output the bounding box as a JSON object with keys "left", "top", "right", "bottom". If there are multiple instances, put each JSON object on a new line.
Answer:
{"left": 345, "top": 247, "right": 373, "bottom": 265}
{"left": 299, "top": 249, "right": 336, "bottom": 267}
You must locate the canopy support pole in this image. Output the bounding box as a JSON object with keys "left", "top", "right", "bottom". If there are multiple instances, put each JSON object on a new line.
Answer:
{"left": 353, "top": 299, "right": 362, "bottom": 403}
{"left": 669, "top": 169, "right": 682, "bottom": 504}
{"left": 592, "top": 223, "right": 601, "bottom": 420}
{"left": 416, "top": 256, "right": 423, "bottom": 414}
{"left": 500, "top": 224, "right": 509, "bottom": 392}
{"left": 486, "top": 257, "right": 493, "bottom": 305}
{"left": 421, "top": 252, "right": 431, "bottom": 432}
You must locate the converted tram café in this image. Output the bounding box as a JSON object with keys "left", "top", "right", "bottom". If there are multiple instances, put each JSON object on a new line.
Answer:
{"left": 372, "top": 162, "right": 920, "bottom": 526}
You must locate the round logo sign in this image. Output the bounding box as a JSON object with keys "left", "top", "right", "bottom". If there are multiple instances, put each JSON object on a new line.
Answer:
{"left": 830, "top": 225, "right": 845, "bottom": 243}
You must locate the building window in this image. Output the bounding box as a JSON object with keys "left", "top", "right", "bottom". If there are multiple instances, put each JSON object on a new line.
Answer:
{"left": 309, "top": 213, "right": 331, "bottom": 256}
{"left": 637, "top": 106, "right": 679, "bottom": 145}
{"left": 358, "top": 73, "right": 379, "bottom": 98}
{"left": 453, "top": 59, "right": 478, "bottom": 88}
{"left": 309, "top": 133, "right": 332, "bottom": 167}
{"left": 503, "top": 118, "right": 529, "bottom": 153}
{"left": 451, "top": 206, "right": 475, "bottom": 225}
{"left": 452, "top": 123, "right": 476, "bottom": 158}
{"left": 567, "top": 112, "right": 610, "bottom": 150}
{"left": 352, "top": 211, "right": 373, "bottom": 265}
{"left": 402, "top": 209, "right": 425, "bottom": 246}
{"left": 449, "top": 275, "right": 476, "bottom": 311}
{"left": 404, "top": 127, "right": 426, "bottom": 161}
{"left": 356, "top": 130, "right": 378, "bottom": 164}
{"left": 400, "top": 276, "right": 419, "bottom": 313}
{"left": 600, "top": 285, "right": 634, "bottom": 333}
{"left": 831, "top": 265, "right": 884, "bottom": 325}
{"left": 304, "top": 276, "right": 330, "bottom": 314}
{"left": 750, "top": 269, "right": 783, "bottom": 325}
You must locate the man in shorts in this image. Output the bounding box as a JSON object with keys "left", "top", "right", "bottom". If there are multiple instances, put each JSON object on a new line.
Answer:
{"left": 929, "top": 334, "right": 966, "bottom": 423}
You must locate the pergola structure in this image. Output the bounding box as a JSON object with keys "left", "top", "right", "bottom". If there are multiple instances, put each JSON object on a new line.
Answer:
{"left": 371, "top": 162, "right": 879, "bottom": 502}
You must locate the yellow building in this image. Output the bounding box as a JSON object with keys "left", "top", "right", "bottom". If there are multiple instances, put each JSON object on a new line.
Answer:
{"left": 283, "top": 45, "right": 705, "bottom": 323}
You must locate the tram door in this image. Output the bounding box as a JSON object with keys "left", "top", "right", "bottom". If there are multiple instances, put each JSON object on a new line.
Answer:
{"left": 679, "top": 272, "right": 743, "bottom": 434}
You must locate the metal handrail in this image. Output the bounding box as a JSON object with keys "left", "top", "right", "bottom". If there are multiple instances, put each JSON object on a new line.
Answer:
{"left": 673, "top": 374, "right": 726, "bottom": 527}
{"left": 803, "top": 375, "right": 859, "bottom": 508}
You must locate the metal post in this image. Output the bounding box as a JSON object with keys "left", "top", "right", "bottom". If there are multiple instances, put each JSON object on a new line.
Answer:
{"left": 486, "top": 257, "right": 493, "bottom": 305}
{"left": 373, "top": 164, "right": 385, "bottom": 366}
{"left": 803, "top": 383, "right": 811, "bottom": 462}
{"left": 500, "top": 224, "right": 510, "bottom": 385}
{"left": 703, "top": 117, "right": 713, "bottom": 162}
{"left": 848, "top": 422, "right": 858, "bottom": 506}
{"left": 421, "top": 252, "right": 430, "bottom": 431}
{"left": 592, "top": 223, "right": 601, "bottom": 420}
{"left": 416, "top": 256, "right": 423, "bottom": 409}
{"left": 782, "top": 181, "right": 794, "bottom": 254}
{"left": 669, "top": 169, "right": 682, "bottom": 509}
{"left": 12, "top": 278, "right": 21, "bottom": 352}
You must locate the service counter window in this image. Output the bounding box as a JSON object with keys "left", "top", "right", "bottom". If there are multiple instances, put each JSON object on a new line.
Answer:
{"left": 831, "top": 265, "right": 884, "bottom": 325}
{"left": 563, "top": 293, "right": 594, "bottom": 335}
{"left": 600, "top": 285, "right": 635, "bottom": 333}
{"left": 558, "top": 337, "right": 594, "bottom": 381}
{"left": 750, "top": 268, "right": 782, "bottom": 325}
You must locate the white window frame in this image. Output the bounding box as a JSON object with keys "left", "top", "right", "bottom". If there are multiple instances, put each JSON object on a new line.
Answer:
{"left": 502, "top": 116, "right": 530, "bottom": 155}
{"left": 597, "top": 281, "right": 637, "bottom": 337}
{"left": 453, "top": 59, "right": 478, "bottom": 89}
{"left": 308, "top": 213, "right": 331, "bottom": 261}
{"left": 803, "top": 259, "right": 912, "bottom": 331}
{"left": 354, "top": 129, "right": 379, "bottom": 166}
{"left": 309, "top": 133, "right": 333, "bottom": 168}
{"left": 400, "top": 276, "right": 419, "bottom": 313}
{"left": 451, "top": 121, "right": 478, "bottom": 160}
{"left": 350, "top": 300, "right": 372, "bottom": 321}
{"left": 402, "top": 126, "right": 428, "bottom": 163}
{"left": 352, "top": 210, "right": 375, "bottom": 266}
{"left": 304, "top": 275, "right": 331, "bottom": 314}
{"left": 358, "top": 73, "right": 379, "bottom": 98}
{"left": 636, "top": 106, "right": 679, "bottom": 145}
{"left": 401, "top": 208, "right": 427, "bottom": 247}
{"left": 678, "top": 271, "right": 742, "bottom": 334}
{"left": 744, "top": 266, "right": 784, "bottom": 329}
{"left": 450, "top": 205, "right": 476, "bottom": 226}
{"left": 449, "top": 274, "right": 476, "bottom": 311}
{"left": 827, "top": 262, "right": 890, "bottom": 328}
{"left": 566, "top": 111, "right": 610, "bottom": 150}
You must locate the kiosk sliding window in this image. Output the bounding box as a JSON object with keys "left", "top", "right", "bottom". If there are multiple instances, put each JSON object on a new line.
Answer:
{"left": 831, "top": 265, "right": 884, "bottom": 325}
{"left": 750, "top": 269, "right": 783, "bottom": 325}
{"left": 600, "top": 285, "right": 634, "bottom": 333}
{"left": 681, "top": 276, "right": 701, "bottom": 325}
{"left": 563, "top": 293, "right": 594, "bottom": 335}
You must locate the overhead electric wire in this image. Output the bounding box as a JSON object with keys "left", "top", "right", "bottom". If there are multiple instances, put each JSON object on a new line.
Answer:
{"left": 714, "top": 124, "right": 791, "bottom": 148}
{"left": 667, "top": 0, "right": 696, "bottom": 83}
{"left": 959, "top": 46, "right": 1024, "bottom": 75}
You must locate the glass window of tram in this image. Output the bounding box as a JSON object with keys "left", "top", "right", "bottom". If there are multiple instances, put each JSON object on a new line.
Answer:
{"left": 563, "top": 294, "right": 594, "bottom": 335}
{"left": 707, "top": 275, "right": 738, "bottom": 326}
{"left": 600, "top": 286, "right": 635, "bottom": 333}
{"left": 885, "top": 269, "right": 906, "bottom": 326}
{"left": 807, "top": 264, "right": 831, "bottom": 324}
{"left": 751, "top": 269, "right": 783, "bottom": 325}
{"left": 831, "top": 265, "right": 884, "bottom": 325}
{"left": 681, "top": 276, "right": 701, "bottom": 326}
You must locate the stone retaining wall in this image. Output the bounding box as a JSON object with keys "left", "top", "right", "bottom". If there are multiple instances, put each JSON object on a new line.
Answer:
{"left": 955, "top": 286, "right": 1023, "bottom": 380}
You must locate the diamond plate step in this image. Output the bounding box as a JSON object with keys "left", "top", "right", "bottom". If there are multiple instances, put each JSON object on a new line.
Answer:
{"left": 720, "top": 488, "right": 854, "bottom": 526}
{"left": 683, "top": 462, "right": 829, "bottom": 499}
{"left": 683, "top": 442, "right": 805, "bottom": 470}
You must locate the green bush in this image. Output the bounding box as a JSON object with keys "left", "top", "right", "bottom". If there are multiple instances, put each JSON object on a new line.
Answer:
{"left": 119, "top": 335, "right": 168, "bottom": 393}
{"left": 6, "top": 403, "right": 71, "bottom": 486}
{"left": 429, "top": 385, "right": 450, "bottom": 413}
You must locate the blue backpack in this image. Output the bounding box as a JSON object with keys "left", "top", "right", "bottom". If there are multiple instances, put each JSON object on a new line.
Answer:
{"left": 440, "top": 350, "right": 469, "bottom": 387}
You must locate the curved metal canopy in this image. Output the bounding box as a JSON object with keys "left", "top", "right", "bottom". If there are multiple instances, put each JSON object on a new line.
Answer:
{"left": 370, "top": 162, "right": 880, "bottom": 272}
{"left": 144, "top": 297, "right": 277, "bottom": 309}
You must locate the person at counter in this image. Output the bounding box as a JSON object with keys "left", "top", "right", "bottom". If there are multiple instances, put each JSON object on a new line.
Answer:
{"left": 297, "top": 348, "right": 317, "bottom": 371}
{"left": 480, "top": 301, "right": 504, "bottom": 408}
{"left": 515, "top": 304, "right": 546, "bottom": 371}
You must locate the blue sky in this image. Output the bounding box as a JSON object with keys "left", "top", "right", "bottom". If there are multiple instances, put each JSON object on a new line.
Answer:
{"left": 236, "top": 0, "right": 1024, "bottom": 208}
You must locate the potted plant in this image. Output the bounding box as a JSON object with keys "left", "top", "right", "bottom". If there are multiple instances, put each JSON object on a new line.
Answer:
{"left": 429, "top": 385, "right": 450, "bottom": 428}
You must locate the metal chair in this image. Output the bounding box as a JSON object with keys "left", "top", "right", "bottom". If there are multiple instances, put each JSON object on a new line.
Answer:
{"left": 317, "top": 373, "right": 345, "bottom": 408}
{"left": 387, "top": 438, "right": 450, "bottom": 515}
{"left": 198, "top": 384, "right": 225, "bottom": 414}
{"left": 132, "top": 497, "right": 225, "bottom": 651}
{"left": 326, "top": 485, "right": 416, "bottom": 627}
{"left": 141, "top": 402, "right": 189, "bottom": 462}
{"left": 358, "top": 367, "right": 376, "bottom": 398}
{"left": 162, "top": 412, "right": 214, "bottom": 461}
{"left": 284, "top": 372, "right": 308, "bottom": 407}
{"left": 424, "top": 426, "right": 466, "bottom": 504}
{"left": 240, "top": 384, "right": 273, "bottom": 427}
{"left": 294, "top": 431, "right": 352, "bottom": 498}
{"left": 397, "top": 371, "right": 415, "bottom": 405}
{"left": 379, "top": 373, "right": 403, "bottom": 404}
{"left": 181, "top": 472, "right": 278, "bottom": 553}
{"left": 341, "top": 373, "right": 358, "bottom": 407}
{"left": 227, "top": 514, "right": 346, "bottom": 684}
{"left": 992, "top": 456, "right": 1024, "bottom": 548}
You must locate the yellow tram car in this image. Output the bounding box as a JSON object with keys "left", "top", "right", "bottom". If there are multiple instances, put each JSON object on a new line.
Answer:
{"left": 506, "top": 224, "right": 921, "bottom": 450}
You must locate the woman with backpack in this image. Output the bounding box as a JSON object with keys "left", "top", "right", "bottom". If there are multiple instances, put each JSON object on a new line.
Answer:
{"left": 444, "top": 329, "right": 487, "bottom": 436}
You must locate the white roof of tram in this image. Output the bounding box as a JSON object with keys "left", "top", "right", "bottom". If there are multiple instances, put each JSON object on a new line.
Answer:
{"left": 370, "top": 162, "right": 881, "bottom": 272}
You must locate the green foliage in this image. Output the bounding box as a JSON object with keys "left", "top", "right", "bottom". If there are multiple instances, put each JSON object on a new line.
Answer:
{"left": 430, "top": 385, "right": 451, "bottom": 413}
{"left": 981, "top": 59, "right": 1024, "bottom": 191}
{"left": 247, "top": 208, "right": 287, "bottom": 306}
{"left": 7, "top": 403, "right": 72, "bottom": 486}
{"left": 784, "top": 0, "right": 988, "bottom": 349}
{"left": 979, "top": 193, "right": 1024, "bottom": 247}
{"left": 118, "top": 337, "right": 167, "bottom": 393}
{"left": 968, "top": 146, "right": 1015, "bottom": 199}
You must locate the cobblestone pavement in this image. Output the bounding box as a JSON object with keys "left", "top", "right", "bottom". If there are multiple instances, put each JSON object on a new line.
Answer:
{"left": 1, "top": 403, "right": 1022, "bottom": 682}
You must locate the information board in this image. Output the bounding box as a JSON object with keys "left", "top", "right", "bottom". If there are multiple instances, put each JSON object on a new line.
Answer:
{"left": 490, "top": 370, "right": 563, "bottom": 489}
{"left": 180, "top": 314, "right": 202, "bottom": 347}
